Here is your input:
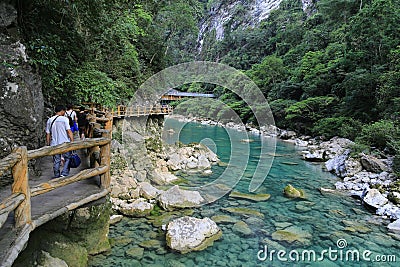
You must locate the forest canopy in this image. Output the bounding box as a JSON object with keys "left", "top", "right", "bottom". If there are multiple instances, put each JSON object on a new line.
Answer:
{"left": 19, "top": 0, "right": 400, "bottom": 167}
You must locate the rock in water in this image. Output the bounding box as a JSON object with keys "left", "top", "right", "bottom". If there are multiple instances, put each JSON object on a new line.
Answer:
{"left": 283, "top": 184, "right": 305, "bottom": 198}
{"left": 229, "top": 191, "right": 271, "bottom": 202}
{"left": 166, "top": 216, "right": 222, "bottom": 254}
{"left": 158, "top": 185, "right": 204, "bottom": 211}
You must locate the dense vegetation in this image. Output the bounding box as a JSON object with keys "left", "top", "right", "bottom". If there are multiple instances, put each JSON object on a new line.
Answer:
{"left": 19, "top": 0, "right": 200, "bottom": 107}
{"left": 18, "top": 0, "right": 400, "bottom": 171}
{"left": 180, "top": 0, "right": 399, "bottom": 164}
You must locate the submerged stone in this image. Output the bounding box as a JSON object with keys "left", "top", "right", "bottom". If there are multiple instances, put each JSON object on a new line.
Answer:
{"left": 125, "top": 247, "right": 144, "bottom": 260}
{"left": 211, "top": 214, "right": 238, "bottom": 224}
{"left": 229, "top": 191, "right": 271, "bottom": 202}
{"left": 271, "top": 226, "right": 312, "bottom": 245}
{"left": 139, "top": 239, "right": 164, "bottom": 250}
{"left": 232, "top": 221, "right": 253, "bottom": 236}
{"left": 221, "top": 207, "right": 264, "bottom": 218}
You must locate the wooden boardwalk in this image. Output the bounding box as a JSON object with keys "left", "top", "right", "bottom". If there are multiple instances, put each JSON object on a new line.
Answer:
{"left": 0, "top": 106, "right": 171, "bottom": 266}
{"left": 0, "top": 114, "right": 113, "bottom": 267}
{"left": 0, "top": 149, "right": 106, "bottom": 265}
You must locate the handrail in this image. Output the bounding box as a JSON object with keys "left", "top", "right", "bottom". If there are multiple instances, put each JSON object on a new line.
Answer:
{"left": 27, "top": 137, "right": 110, "bottom": 160}
{"left": 30, "top": 165, "right": 108, "bottom": 197}
{"left": 110, "top": 105, "right": 173, "bottom": 118}
{"left": 0, "top": 152, "right": 21, "bottom": 177}
{"left": 0, "top": 112, "right": 113, "bottom": 267}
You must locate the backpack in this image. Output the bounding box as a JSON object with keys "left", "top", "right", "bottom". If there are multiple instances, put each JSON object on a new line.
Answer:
{"left": 66, "top": 111, "right": 74, "bottom": 127}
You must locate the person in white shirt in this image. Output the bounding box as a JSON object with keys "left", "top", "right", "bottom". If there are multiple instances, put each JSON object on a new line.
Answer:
{"left": 46, "top": 105, "right": 74, "bottom": 178}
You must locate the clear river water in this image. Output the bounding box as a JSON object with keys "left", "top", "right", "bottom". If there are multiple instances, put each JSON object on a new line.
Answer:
{"left": 89, "top": 119, "right": 399, "bottom": 267}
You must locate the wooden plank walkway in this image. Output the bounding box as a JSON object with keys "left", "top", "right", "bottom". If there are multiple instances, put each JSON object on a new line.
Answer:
{"left": 0, "top": 148, "right": 107, "bottom": 266}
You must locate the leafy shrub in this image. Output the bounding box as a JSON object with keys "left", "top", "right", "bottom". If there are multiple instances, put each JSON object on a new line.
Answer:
{"left": 269, "top": 99, "right": 296, "bottom": 128}
{"left": 312, "top": 117, "right": 362, "bottom": 140}
{"left": 64, "top": 66, "right": 118, "bottom": 107}
{"left": 355, "top": 120, "right": 399, "bottom": 150}
{"left": 285, "top": 96, "right": 338, "bottom": 133}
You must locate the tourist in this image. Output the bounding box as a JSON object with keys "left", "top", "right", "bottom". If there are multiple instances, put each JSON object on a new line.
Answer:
{"left": 77, "top": 106, "right": 89, "bottom": 139}
{"left": 66, "top": 104, "right": 79, "bottom": 133}
{"left": 45, "top": 105, "right": 74, "bottom": 178}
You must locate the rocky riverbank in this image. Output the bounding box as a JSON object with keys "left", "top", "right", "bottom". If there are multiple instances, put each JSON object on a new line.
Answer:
{"left": 169, "top": 115, "right": 400, "bottom": 231}
{"left": 105, "top": 115, "right": 400, "bottom": 259}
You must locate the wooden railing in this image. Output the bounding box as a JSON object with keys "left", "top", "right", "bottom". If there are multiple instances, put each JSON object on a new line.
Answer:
{"left": 110, "top": 105, "right": 173, "bottom": 118}
{"left": 0, "top": 113, "right": 113, "bottom": 266}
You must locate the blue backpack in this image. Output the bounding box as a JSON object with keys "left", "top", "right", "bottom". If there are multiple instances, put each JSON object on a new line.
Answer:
{"left": 69, "top": 152, "right": 81, "bottom": 168}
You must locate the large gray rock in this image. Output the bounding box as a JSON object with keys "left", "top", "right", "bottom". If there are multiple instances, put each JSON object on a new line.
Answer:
{"left": 363, "top": 189, "right": 388, "bottom": 209}
{"left": 113, "top": 198, "right": 154, "bottom": 217}
{"left": 360, "top": 154, "right": 388, "bottom": 173}
{"left": 139, "top": 182, "right": 162, "bottom": 199}
{"left": 325, "top": 149, "right": 351, "bottom": 177}
{"left": 302, "top": 137, "right": 354, "bottom": 162}
{"left": 279, "top": 130, "right": 297, "bottom": 140}
{"left": 158, "top": 185, "right": 204, "bottom": 211}
{"left": 166, "top": 216, "right": 222, "bottom": 254}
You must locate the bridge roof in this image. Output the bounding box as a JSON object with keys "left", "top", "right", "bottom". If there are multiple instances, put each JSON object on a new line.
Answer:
{"left": 164, "top": 89, "right": 215, "bottom": 98}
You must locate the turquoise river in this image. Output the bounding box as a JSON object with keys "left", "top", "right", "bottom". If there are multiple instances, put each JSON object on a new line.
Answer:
{"left": 89, "top": 119, "right": 399, "bottom": 267}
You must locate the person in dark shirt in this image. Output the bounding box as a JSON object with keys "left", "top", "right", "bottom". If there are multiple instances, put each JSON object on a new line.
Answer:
{"left": 77, "top": 106, "right": 89, "bottom": 139}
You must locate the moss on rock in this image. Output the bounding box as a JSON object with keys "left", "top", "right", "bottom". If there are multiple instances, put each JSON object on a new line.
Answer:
{"left": 283, "top": 184, "right": 305, "bottom": 198}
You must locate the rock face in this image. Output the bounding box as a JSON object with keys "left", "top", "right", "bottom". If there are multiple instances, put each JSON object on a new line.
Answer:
{"left": 197, "top": 0, "right": 314, "bottom": 52}
{"left": 158, "top": 185, "right": 204, "bottom": 211}
{"left": 117, "top": 115, "right": 165, "bottom": 184}
{"left": 0, "top": 2, "right": 44, "bottom": 160}
{"left": 14, "top": 201, "right": 111, "bottom": 267}
{"left": 166, "top": 216, "right": 222, "bottom": 254}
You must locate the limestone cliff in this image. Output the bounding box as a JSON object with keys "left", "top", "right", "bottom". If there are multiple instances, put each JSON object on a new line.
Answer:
{"left": 0, "top": 2, "right": 44, "bottom": 159}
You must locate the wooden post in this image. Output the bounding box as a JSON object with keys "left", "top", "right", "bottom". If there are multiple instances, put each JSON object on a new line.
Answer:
{"left": 104, "top": 113, "right": 113, "bottom": 139}
{"left": 11, "top": 147, "right": 31, "bottom": 228}
{"left": 100, "top": 131, "right": 111, "bottom": 189}
{"left": 117, "top": 106, "right": 120, "bottom": 117}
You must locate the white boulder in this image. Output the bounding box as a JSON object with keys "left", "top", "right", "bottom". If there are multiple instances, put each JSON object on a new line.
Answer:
{"left": 166, "top": 216, "right": 222, "bottom": 254}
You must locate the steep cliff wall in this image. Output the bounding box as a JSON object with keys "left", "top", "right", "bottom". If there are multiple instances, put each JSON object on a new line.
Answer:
{"left": 197, "top": 0, "right": 315, "bottom": 52}
{"left": 0, "top": 2, "right": 44, "bottom": 159}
